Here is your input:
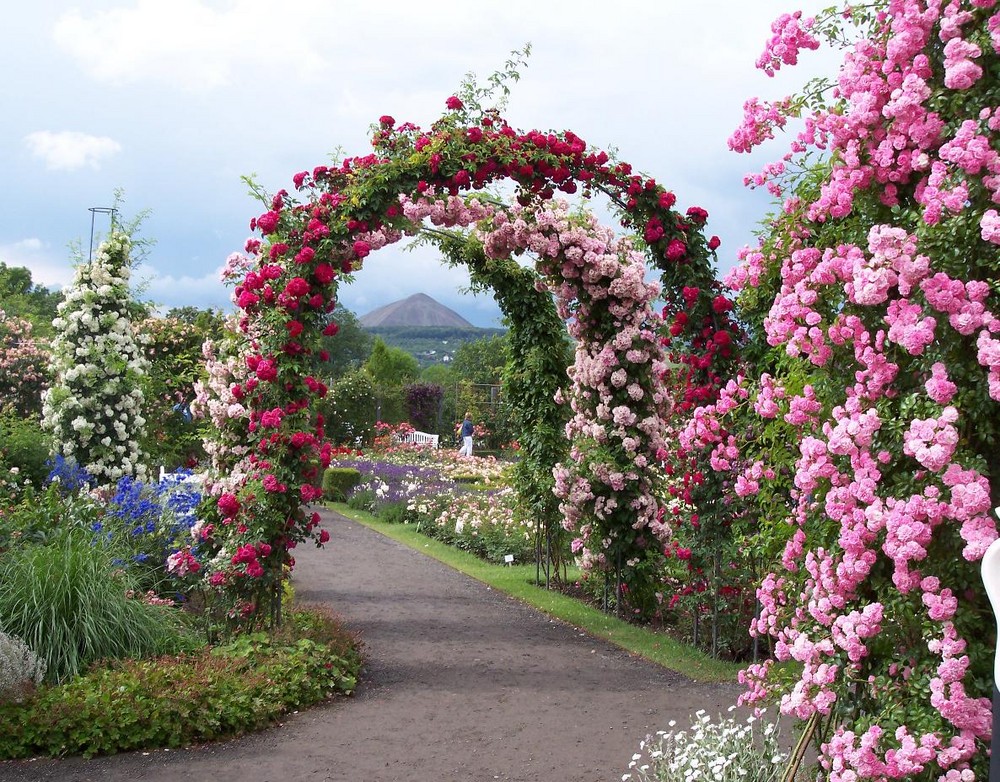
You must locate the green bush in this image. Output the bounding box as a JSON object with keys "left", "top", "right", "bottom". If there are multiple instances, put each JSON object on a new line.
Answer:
{"left": 375, "top": 500, "right": 409, "bottom": 525}
{"left": 0, "top": 607, "right": 360, "bottom": 759}
{"left": 321, "top": 467, "right": 361, "bottom": 502}
{"left": 347, "top": 488, "right": 376, "bottom": 513}
{"left": 0, "top": 527, "right": 192, "bottom": 683}
{"left": 0, "top": 414, "right": 51, "bottom": 488}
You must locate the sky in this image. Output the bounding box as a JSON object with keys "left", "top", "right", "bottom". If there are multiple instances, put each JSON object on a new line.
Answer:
{"left": 2, "top": 0, "right": 834, "bottom": 328}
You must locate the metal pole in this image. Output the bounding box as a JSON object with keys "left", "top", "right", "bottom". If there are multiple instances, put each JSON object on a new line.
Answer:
{"left": 88, "top": 206, "right": 117, "bottom": 261}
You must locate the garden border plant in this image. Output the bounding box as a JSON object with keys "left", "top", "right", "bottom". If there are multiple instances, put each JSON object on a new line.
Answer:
{"left": 0, "top": 605, "right": 360, "bottom": 760}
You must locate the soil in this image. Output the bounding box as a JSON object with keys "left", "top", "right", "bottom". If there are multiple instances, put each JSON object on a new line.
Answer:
{"left": 2, "top": 507, "right": 743, "bottom": 782}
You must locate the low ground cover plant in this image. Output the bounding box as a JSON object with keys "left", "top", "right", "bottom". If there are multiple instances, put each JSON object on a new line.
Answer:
{"left": 0, "top": 606, "right": 360, "bottom": 759}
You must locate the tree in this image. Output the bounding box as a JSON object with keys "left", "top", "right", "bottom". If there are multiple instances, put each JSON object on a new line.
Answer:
{"left": 0, "top": 263, "right": 61, "bottom": 336}
{"left": 323, "top": 368, "right": 376, "bottom": 446}
{"left": 320, "top": 307, "right": 372, "bottom": 380}
{"left": 451, "top": 333, "right": 507, "bottom": 385}
{"left": 405, "top": 382, "right": 444, "bottom": 432}
{"left": 165, "top": 306, "right": 225, "bottom": 342}
{"left": 364, "top": 337, "right": 419, "bottom": 422}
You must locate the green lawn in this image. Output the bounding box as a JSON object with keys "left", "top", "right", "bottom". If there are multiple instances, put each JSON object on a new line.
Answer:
{"left": 330, "top": 502, "right": 742, "bottom": 683}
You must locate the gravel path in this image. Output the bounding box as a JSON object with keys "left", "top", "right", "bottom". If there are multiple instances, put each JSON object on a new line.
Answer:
{"left": 2, "top": 507, "right": 741, "bottom": 782}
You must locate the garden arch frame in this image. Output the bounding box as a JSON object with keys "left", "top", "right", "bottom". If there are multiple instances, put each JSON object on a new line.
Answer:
{"left": 206, "top": 93, "right": 738, "bottom": 624}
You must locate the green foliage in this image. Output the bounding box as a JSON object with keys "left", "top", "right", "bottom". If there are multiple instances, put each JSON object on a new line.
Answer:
{"left": 451, "top": 333, "right": 508, "bottom": 384}
{"left": 321, "top": 307, "right": 373, "bottom": 379}
{"left": 0, "top": 413, "right": 51, "bottom": 488}
{"left": 0, "top": 263, "right": 61, "bottom": 337}
{"left": 321, "top": 467, "right": 361, "bottom": 502}
{"left": 364, "top": 337, "right": 419, "bottom": 424}
{"left": 434, "top": 235, "right": 573, "bottom": 579}
{"left": 0, "top": 607, "right": 360, "bottom": 759}
{"left": 164, "top": 306, "right": 226, "bottom": 341}
{"left": 323, "top": 368, "right": 376, "bottom": 446}
{"left": 137, "top": 315, "right": 209, "bottom": 471}
{"left": 364, "top": 337, "right": 419, "bottom": 386}
{"left": 365, "top": 325, "right": 501, "bottom": 368}
{"left": 0, "top": 527, "right": 192, "bottom": 683}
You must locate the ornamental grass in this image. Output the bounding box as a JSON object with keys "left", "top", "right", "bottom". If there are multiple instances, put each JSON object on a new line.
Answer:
{"left": 0, "top": 526, "right": 192, "bottom": 683}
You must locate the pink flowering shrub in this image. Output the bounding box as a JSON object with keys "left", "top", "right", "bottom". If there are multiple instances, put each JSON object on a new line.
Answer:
{"left": 0, "top": 310, "right": 49, "bottom": 417}
{"left": 714, "top": 3, "right": 1000, "bottom": 780}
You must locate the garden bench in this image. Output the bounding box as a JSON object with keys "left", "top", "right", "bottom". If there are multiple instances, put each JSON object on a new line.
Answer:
{"left": 400, "top": 430, "right": 440, "bottom": 448}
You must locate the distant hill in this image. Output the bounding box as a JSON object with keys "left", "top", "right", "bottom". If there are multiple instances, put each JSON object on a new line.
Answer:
{"left": 359, "top": 293, "right": 475, "bottom": 329}
{"left": 358, "top": 294, "right": 503, "bottom": 367}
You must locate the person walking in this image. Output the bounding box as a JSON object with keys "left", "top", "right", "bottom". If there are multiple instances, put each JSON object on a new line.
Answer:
{"left": 458, "top": 412, "right": 474, "bottom": 457}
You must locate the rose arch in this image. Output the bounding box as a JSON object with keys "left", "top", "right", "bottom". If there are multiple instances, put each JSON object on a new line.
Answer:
{"left": 194, "top": 91, "right": 739, "bottom": 626}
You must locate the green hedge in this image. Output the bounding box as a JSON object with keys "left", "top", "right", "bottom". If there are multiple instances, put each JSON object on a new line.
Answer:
{"left": 322, "top": 467, "right": 361, "bottom": 502}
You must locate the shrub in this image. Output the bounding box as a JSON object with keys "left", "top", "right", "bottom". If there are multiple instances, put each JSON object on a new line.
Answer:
{"left": 0, "top": 528, "right": 192, "bottom": 682}
{"left": 0, "top": 607, "right": 360, "bottom": 759}
{"left": 0, "top": 632, "right": 46, "bottom": 703}
{"left": 321, "top": 466, "right": 361, "bottom": 502}
{"left": 0, "top": 414, "right": 51, "bottom": 489}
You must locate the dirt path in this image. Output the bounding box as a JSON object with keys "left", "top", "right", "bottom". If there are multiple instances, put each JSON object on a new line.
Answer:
{"left": 2, "top": 508, "right": 742, "bottom": 782}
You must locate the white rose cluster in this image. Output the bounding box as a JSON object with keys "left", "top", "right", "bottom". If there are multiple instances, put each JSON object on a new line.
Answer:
{"left": 41, "top": 232, "right": 148, "bottom": 485}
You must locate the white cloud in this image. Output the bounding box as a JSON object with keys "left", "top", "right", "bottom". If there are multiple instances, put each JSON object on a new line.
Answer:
{"left": 53, "top": 0, "right": 327, "bottom": 91}
{"left": 24, "top": 130, "right": 121, "bottom": 171}
{"left": 136, "top": 264, "right": 232, "bottom": 310}
{"left": 0, "top": 239, "right": 75, "bottom": 289}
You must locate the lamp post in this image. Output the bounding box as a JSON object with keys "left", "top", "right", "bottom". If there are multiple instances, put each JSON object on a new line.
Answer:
{"left": 981, "top": 507, "right": 1000, "bottom": 782}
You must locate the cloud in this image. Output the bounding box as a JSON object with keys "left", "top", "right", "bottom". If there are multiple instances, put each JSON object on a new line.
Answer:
{"left": 0, "top": 238, "right": 75, "bottom": 289}
{"left": 24, "top": 130, "right": 121, "bottom": 171}
{"left": 53, "top": 0, "right": 327, "bottom": 91}
{"left": 135, "top": 264, "right": 232, "bottom": 311}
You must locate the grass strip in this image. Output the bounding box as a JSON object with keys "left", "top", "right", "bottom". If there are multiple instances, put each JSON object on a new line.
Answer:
{"left": 330, "top": 502, "right": 742, "bottom": 683}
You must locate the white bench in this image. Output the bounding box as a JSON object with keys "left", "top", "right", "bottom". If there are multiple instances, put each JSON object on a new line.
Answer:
{"left": 400, "top": 430, "right": 440, "bottom": 448}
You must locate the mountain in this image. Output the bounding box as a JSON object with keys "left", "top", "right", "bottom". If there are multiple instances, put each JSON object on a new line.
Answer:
{"left": 358, "top": 293, "right": 475, "bottom": 329}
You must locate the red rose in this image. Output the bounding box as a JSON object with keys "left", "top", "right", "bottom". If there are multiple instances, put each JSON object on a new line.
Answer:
{"left": 658, "top": 191, "right": 676, "bottom": 209}
{"left": 353, "top": 240, "right": 371, "bottom": 259}
{"left": 666, "top": 239, "right": 687, "bottom": 260}
{"left": 284, "top": 277, "right": 310, "bottom": 297}
{"left": 217, "top": 493, "right": 240, "bottom": 518}
{"left": 294, "top": 246, "right": 315, "bottom": 264}
{"left": 236, "top": 290, "right": 259, "bottom": 309}
{"left": 379, "top": 115, "right": 395, "bottom": 126}
{"left": 466, "top": 127, "right": 483, "bottom": 143}
{"left": 314, "top": 263, "right": 335, "bottom": 284}
{"left": 256, "top": 210, "right": 280, "bottom": 234}
{"left": 285, "top": 320, "right": 304, "bottom": 338}
{"left": 686, "top": 206, "right": 709, "bottom": 223}
{"left": 711, "top": 295, "right": 733, "bottom": 313}
{"left": 445, "top": 96, "right": 463, "bottom": 110}
{"left": 256, "top": 358, "right": 278, "bottom": 382}
{"left": 323, "top": 322, "right": 339, "bottom": 337}
{"left": 708, "top": 235, "right": 721, "bottom": 250}
{"left": 318, "top": 529, "right": 330, "bottom": 544}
